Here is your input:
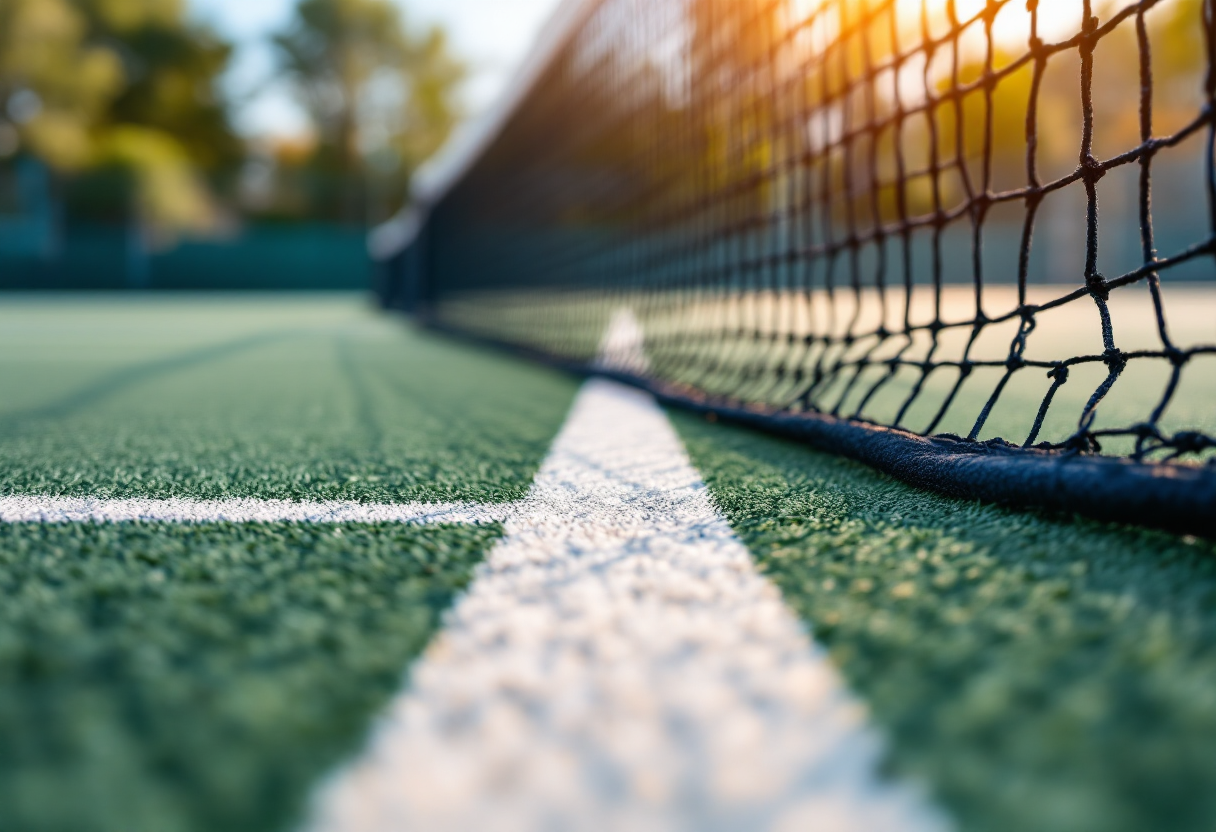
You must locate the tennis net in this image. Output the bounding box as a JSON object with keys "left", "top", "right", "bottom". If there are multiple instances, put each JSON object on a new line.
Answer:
{"left": 375, "top": 0, "right": 1216, "bottom": 534}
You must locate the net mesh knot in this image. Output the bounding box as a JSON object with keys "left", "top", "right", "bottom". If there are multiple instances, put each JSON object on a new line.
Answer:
{"left": 1102, "top": 348, "right": 1128, "bottom": 374}
{"left": 1085, "top": 271, "right": 1111, "bottom": 301}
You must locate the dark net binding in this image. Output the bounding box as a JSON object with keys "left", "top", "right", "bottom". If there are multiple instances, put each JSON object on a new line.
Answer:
{"left": 373, "top": 0, "right": 1216, "bottom": 536}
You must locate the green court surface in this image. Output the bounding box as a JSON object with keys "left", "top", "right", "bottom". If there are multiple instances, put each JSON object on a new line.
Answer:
{"left": 2, "top": 295, "right": 1215, "bottom": 832}
{"left": 676, "top": 414, "right": 1216, "bottom": 832}
{"left": 0, "top": 295, "right": 577, "bottom": 502}
{"left": 0, "top": 295, "right": 576, "bottom": 832}
{"left": 1, "top": 521, "right": 497, "bottom": 832}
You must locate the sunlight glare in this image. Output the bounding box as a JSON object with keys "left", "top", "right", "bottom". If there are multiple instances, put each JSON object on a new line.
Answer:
{"left": 896, "top": 0, "right": 1100, "bottom": 47}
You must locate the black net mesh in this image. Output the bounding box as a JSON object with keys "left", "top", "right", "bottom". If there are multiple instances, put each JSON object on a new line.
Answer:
{"left": 409, "top": 0, "right": 1215, "bottom": 465}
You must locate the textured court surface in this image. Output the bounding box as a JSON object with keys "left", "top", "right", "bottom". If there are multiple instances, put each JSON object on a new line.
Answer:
{"left": 2, "top": 295, "right": 1216, "bottom": 832}
{"left": 308, "top": 378, "right": 947, "bottom": 832}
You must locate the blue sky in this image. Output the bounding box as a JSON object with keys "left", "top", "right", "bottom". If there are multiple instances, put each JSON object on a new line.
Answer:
{"left": 189, "top": 0, "right": 562, "bottom": 139}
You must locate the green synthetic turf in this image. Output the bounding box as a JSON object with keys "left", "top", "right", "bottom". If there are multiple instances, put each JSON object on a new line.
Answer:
{"left": 4, "top": 295, "right": 1214, "bottom": 832}
{"left": 0, "top": 296, "right": 579, "bottom": 832}
{"left": 0, "top": 520, "right": 499, "bottom": 832}
{"left": 675, "top": 411, "right": 1216, "bottom": 832}
{"left": 0, "top": 295, "right": 578, "bottom": 503}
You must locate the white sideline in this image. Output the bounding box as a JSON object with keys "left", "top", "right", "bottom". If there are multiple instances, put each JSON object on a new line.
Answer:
{"left": 0, "top": 496, "right": 511, "bottom": 525}
{"left": 305, "top": 378, "right": 948, "bottom": 832}
{"left": 2, "top": 311, "right": 948, "bottom": 830}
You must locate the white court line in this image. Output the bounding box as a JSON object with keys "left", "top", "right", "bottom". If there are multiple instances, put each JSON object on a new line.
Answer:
{"left": 0, "top": 496, "right": 511, "bottom": 525}
{"left": 2, "top": 310, "right": 948, "bottom": 829}
{"left": 305, "top": 378, "right": 949, "bottom": 832}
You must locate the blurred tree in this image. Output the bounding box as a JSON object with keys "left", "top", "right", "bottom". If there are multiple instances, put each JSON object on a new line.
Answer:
{"left": 391, "top": 27, "right": 465, "bottom": 177}
{"left": 0, "top": 0, "right": 123, "bottom": 170}
{"left": 78, "top": 0, "right": 243, "bottom": 173}
{"left": 0, "top": 0, "right": 240, "bottom": 241}
{"left": 1148, "top": 0, "right": 1208, "bottom": 137}
{"left": 274, "top": 0, "right": 465, "bottom": 222}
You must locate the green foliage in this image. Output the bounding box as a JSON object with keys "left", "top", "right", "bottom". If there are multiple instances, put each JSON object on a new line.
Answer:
{"left": 274, "top": 0, "right": 409, "bottom": 168}
{"left": 391, "top": 27, "right": 465, "bottom": 176}
{"left": 273, "top": 0, "right": 466, "bottom": 222}
{"left": 0, "top": 0, "right": 124, "bottom": 169}
{"left": 676, "top": 412, "right": 1216, "bottom": 832}
{"left": 86, "top": 2, "right": 242, "bottom": 173}
{"left": 0, "top": 520, "right": 498, "bottom": 832}
{"left": 0, "top": 0, "right": 240, "bottom": 236}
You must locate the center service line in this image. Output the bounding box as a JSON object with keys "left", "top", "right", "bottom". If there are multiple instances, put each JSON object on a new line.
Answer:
{"left": 307, "top": 378, "right": 949, "bottom": 832}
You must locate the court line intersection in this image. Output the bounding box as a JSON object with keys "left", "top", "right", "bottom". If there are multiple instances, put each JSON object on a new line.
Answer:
{"left": 2, "top": 320, "right": 949, "bottom": 831}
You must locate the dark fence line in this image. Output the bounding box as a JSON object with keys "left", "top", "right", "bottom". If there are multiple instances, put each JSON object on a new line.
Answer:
{"left": 0, "top": 223, "right": 369, "bottom": 291}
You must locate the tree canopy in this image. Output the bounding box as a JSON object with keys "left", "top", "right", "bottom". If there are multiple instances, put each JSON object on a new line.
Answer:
{"left": 274, "top": 0, "right": 466, "bottom": 222}
{"left": 0, "top": 0, "right": 240, "bottom": 239}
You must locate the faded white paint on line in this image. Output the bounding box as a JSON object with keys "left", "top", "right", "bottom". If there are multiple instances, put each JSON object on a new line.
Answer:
{"left": 307, "top": 378, "right": 949, "bottom": 832}
{"left": 0, "top": 496, "right": 512, "bottom": 525}
{"left": 593, "top": 307, "right": 651, "bottom": 375}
